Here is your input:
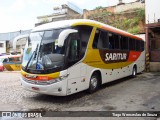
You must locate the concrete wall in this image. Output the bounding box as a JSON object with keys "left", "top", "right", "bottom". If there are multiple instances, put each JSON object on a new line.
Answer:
{"left": 115, "top": 2, "right": 145, "bottom": 13}
{"left": 150, "top": 62, "right": 160, "bottom": 72}
{"left": 83, "top": 7, "right": 115, "bottom": 19}
{"left": 0, "top": 41, "right": 6, "bottom": 54}
{"left": 84, "top": 1, "right": 144, "bottom": 19}
{"left": 145, "top": 0, "right": 160, "bottom": 24}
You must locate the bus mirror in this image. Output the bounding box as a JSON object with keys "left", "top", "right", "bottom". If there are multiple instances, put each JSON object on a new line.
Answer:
{"left": 58, "top": 29, "right": 78, "bottom": 47}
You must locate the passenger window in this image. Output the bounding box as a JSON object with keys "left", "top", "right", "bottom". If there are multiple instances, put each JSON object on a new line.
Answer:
{"left": 114, "top": 34, "right": 120, "bottom": 49}
{"left": 136, "top": 40, "right": 141, "bottom": 51}
{"left": 77, "top": 26, "right": 92, "bottom": 58}
{"left": 92, "top": 30, "right": 100, "bottom": 48}
{"left": 108, "top": 33, "right": 114, "bottom": 49}
{"left": 141, "top": 41, "right": 144, "bottom": 51}
{"left": 129, "top": 38, "right": 136, "bottom": 50}
{"left": 93, "top": 30, "right": 109, "bottom": 49}
{"left": 120, "top": 36, "right": 128, "bottom": 50}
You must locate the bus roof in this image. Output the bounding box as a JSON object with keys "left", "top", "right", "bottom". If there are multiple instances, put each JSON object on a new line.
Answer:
{"left": 32, "top": 19, "right": 142, "bottom": 40}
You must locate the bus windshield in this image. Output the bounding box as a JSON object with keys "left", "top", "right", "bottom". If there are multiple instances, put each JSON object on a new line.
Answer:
{"left": 22, "top": 29, "right": 65, "bottom": 71}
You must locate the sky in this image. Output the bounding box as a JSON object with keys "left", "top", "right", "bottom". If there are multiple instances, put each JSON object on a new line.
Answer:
{"left": 0, "top": 0, "right": 135, "bottom": 33}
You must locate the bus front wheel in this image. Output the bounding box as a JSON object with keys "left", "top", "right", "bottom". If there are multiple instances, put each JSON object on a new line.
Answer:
{"left": 88, "top": 73, "right": 99, "bottom": 93}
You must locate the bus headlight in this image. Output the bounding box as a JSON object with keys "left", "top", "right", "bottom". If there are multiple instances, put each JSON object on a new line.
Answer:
{"left": 46, "top": 73, "right": 69, "bottom": 84}
{"left": 47, "top": 78, "right": 62, "bottom": 84}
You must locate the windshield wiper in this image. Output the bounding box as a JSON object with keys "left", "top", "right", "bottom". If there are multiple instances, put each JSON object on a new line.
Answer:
{"left": 34, "top": 44, "right": 39, "bottom": 59}
{"left": 25, "top": 44, "right": 39, "bottom": 71}
{"left": 25, "top": 51, "right": 35, "bottom": 71}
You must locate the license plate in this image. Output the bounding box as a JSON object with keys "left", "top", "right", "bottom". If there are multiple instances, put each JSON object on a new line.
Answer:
{"left": 32, "top": 87, "right": 40, "bottom": 91}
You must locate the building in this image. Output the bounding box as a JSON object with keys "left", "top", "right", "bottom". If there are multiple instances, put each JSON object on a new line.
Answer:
{"left": 145, "top": 0, "right": 160, "bottom": 71}
{"left": 0, "top": 40, "right": 6, "bottom": 54}
{"left": 35, "top": 2, "right": 83, "bottom": 26}
{"left": 0, "top": 30, "right": 31, "bottom": 54}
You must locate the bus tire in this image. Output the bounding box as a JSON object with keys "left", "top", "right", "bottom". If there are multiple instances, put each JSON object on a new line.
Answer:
{"left": 132, "top": 66, "right": 137, "bottom": 78}
{"left": 88, "top": 73, "right": 99, "bottom": 93}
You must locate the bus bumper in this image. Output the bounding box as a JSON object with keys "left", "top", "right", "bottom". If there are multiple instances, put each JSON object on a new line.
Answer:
{"left": 20, "top": 77, "right": 67, "bottom": 96}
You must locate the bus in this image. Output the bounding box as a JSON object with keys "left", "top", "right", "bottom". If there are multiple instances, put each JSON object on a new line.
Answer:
{"left": 20, "top": 19, "right": 145, "bottom": 96}
{"left": 2, "top": 54, "right": 22, "bottom": 71}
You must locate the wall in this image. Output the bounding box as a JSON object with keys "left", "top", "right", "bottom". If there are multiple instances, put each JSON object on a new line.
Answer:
{"left": 83, "top": 1, "right": 144, "bottom": 19}
{"left": 0, "top": 41, "right": 6, "bottom": 54}
{"left": 145, "top": 0, "right": 160, "bottom": 24}
{"left": 115, "top": 2, "right": 144, "bottom": 13}
{"left": 83, "top": 7, "right": 115, "bottom": 19}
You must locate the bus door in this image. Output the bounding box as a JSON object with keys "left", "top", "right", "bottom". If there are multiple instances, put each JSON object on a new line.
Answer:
{"left": 66, "top": 33, "right": 87, "bottom": 95}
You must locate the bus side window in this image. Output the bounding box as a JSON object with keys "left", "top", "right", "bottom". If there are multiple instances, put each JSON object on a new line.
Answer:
{"left": 68, "top": 33, "right": 80, "bottom": 62}
{"left": 92, "top": 30, "right": 100, "bottom": 48}
{"left": 120, "top": 36, "right": 129, "bottom": 50}
{"left": 114, "top": 34, "right": 120, "bottom": 49}
{"left": 78, "top": 26, "right": 93, "bottom": 58}
{"left": 136, "top": 40, "right": 145, "bottom": 52}
{"left": 98, "top": 31, "right": 108, "bottom": 49}
{"left": 93, "top": 30, "right": 108, "bottom": 49}
{"left": 109, "top": 33, "right": 114, "bottom": 49}
{"left": 141, "top": 41, "right": 144, "bottom": 51}
{"left": 129, "top": 38, "right": 136, "bottom": 51}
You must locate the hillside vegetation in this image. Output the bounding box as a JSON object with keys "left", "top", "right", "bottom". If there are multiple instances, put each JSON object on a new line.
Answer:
{"left": 88, "top": 8, "right": 145, "bottom": 34}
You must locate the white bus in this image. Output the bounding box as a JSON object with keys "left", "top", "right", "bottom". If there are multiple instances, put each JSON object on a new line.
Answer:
{"left": 20, "top": 19, "right": 145, "bottom": 96}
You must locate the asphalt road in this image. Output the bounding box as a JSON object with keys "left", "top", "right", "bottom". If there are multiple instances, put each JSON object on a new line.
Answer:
{"left": 0, "top": 71, "right": 160, "bottom": 120}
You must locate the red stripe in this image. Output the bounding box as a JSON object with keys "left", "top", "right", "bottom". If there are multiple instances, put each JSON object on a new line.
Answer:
{"left": 127, "top": 51, "right": 141, "bottom": 62}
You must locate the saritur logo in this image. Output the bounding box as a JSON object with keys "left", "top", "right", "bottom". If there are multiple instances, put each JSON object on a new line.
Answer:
{"left": 99, "top": 50, "right": 129, "bottom": 63}
{"left": 105, "top": 53, "right": 127, "bottom": 61}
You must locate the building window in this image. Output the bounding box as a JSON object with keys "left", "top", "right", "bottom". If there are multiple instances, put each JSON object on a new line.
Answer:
{"left": 0, "top": 43, "right": 4, "bottom": 48}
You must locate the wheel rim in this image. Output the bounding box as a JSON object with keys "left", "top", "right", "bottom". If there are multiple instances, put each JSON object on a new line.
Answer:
{"left": 133, "top": 69, "right": 135, "bottom": 75}
{"left": 90, "top": 77, "right": 98, "bottom": 90}
{"left": 133, "top": 68, "right": 136, "bottom": 76}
